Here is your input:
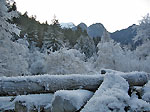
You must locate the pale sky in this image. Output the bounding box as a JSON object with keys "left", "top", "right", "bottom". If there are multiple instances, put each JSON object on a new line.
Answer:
{"left": 14, "top": 0, "right": 150, "bottom": 32}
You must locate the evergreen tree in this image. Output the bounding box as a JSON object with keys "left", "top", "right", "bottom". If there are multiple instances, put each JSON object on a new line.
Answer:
{"left": 42, "top": 16, "right": 65, "bottom": 53}
{"left": 134, "top": 13, "right": 150, "bottom": 43}
{"left": 74, "top": 35, "right": 96, "bottom": 58}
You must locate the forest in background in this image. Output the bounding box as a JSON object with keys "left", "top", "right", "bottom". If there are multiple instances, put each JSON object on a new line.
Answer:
{"left": 1, "top": 0, "right": 150, "bottom": 77}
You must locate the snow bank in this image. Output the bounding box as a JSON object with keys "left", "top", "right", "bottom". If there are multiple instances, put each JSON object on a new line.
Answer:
{"left": 81, "top": 74, "right": 130, "bottom": 112}
{"left": 51, "top": 90, "right": 93, "bottom": 112}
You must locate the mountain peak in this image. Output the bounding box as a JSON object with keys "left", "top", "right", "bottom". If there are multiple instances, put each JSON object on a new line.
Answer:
{"left": 87, "top": 23, "right": 106, "bottom": 38}
{"left": 78, "top": 22, "right": 87, "bottom": 31}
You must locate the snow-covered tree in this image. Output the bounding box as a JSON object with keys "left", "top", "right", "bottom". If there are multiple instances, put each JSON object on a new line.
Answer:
{"left": 101, "top": 29, "right": 111, "bottom": 43}
{"left": 94, "top": 30, "right": 125, "bottom": 71}
{"left": 135, "top": 41, "right": 150, "bottom": 60}
{"left": 0, "top": 0, "right": 30, "bottom": 76}
{"left": 132, "top": 14, "right": 150, "bottom": 72}
{"left": 134, "top": 13, "right": 150, "bottom": 43}
{"left": 42, "top": 25, "right": 65, "bottom": 53}
{"left": 94, "top": 40, "right": 124, "bottom": 71}
{"left": 42, "top": 17, "right": 66, "bottom": 53}
{"left": 74, "top": 35, "right": 96, "bottom": 58}
{"left": 0, "top": 0, "right": 20, "bottom": 40}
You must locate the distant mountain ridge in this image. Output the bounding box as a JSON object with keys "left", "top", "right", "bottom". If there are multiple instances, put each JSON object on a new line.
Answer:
{"left": 60, "top": 22, "right": 137, "bottom": 45}
{"left": 87, "top": 23, "right": 106, "bottom": 38}
{"left": 110, "top": 24, "right": 137, "bottom": 45}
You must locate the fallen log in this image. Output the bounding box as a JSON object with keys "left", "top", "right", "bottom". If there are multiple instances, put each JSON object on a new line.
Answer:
{"left": 0, "top": 93, "right": 53, "bottom": 112}
{"left": 0, "top": 72, "right": 149, "bottom": 96}
{"left": 15, "top": 93, "right": 53, "bottom": 112}
{"left": 0, "top": 75, "right": 104, "bottom": 96}
{"left": 51, "top": 90, "right": 93, "bottom": 112}
{"left": 81, "top": 74, "right": 130, "bottom": 112}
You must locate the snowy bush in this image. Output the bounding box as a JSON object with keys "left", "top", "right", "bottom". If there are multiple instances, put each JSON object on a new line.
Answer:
{"left": 29, "top": 51, "right": 46, "bottom": 75}
{"left": 0, "top": 39, "right": 30, "bottom": 76}
{"left": 94, "top": 39, "right": 150, "bottom": 73}
{"left": 43, "top": 48, "right": 94, "bottom": 75}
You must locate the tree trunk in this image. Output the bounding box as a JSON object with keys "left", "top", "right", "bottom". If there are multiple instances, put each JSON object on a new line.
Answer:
{"left": 0, "top": 72, "right": 149, "bottom": 96}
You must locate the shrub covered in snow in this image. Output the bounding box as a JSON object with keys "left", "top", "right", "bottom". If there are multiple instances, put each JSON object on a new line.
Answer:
{"left": 0, "top": 40, "right": 30, "bottom": 76}
{"left": 43, "top": 48, "right": 94, "bottom": 75}
{"left": 29, "top": 51, "right": 46, "bottom": 75}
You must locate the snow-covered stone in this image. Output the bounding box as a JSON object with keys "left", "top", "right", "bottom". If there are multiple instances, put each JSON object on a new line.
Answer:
{"left": 51, "top": 90, "right": 93, "bottom": 112}
{"left": 81, "top": 74, "right": 130, "bottom": 112}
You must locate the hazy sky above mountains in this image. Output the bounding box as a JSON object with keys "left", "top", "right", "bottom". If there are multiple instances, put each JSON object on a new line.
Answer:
{"left": 15, "top": 0, "right": 150, "bottom": 32}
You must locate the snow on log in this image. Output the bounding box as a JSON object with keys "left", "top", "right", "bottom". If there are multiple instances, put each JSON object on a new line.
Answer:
{"left": 14, "top": 93, "right": 53, "bottom": 112}
{"left": 0, "top": 96, "right": 15, "bottom": 111}
{"left": 0, "top": 74, "right": 104, "bottom": 96}
{"left": 0, "top": 93, "right": 53, "bottom": 112}
{"left": 119, "top": 71, "right": 149, "bottom": 86}
{"left": 81, "top": 74, "right": 130, "bottom": 112}
{"left": 0, "top": 71, "right": 149, "bottom": 96}
{"left": 51, "top": 90, "right": 93, "bottom": 112}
